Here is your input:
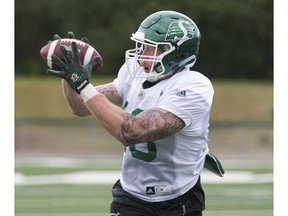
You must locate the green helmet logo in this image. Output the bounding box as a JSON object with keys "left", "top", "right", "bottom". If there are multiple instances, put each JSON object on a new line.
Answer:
{"left": 165, "top": 21, "right": 195, "bottom": 43}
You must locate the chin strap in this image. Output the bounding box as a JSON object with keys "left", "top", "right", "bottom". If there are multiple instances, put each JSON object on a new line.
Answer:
{"left": 146, "top": 66, "right": 185, "bottom": 83}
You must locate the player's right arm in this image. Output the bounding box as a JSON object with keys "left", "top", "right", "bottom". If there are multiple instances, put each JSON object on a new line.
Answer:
{"left": 62, "top": 79, "right": 123, "bottom": 117}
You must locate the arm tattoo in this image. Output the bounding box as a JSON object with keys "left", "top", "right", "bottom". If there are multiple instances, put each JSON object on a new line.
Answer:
{"left": 120, "top": 108, "right": 185, "bottom": 146}
{"left": 96, "top": 83, "right": 116, "bottom": 95}
{"left": 96, "top": 83, "right": 122, "bottom": 106}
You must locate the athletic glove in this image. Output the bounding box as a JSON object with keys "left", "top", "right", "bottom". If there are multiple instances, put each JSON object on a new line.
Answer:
{"left": 48, "top": 31, "right": 89, "bottom": 44}
{"left": 46, "top": 41, "right": 99, "bottom": 94}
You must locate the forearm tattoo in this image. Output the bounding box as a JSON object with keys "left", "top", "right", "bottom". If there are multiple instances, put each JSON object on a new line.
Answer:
{"left": 120, "top": 108, "right": 185, "bottom": 146}
{"left": 96, "top": 84, "right": 116, "bottom": 94}
{"left": 96, "top": 83, "right": 122, "bottom": 106}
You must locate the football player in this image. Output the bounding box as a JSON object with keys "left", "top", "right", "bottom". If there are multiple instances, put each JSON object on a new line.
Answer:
{"left": 47, "top": 10, "right": 218, "bottom": 216}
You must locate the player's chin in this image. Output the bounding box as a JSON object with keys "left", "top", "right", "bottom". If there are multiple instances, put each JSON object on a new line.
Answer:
{"left": 144, "top": 67, "right": 150, "bottom": 73}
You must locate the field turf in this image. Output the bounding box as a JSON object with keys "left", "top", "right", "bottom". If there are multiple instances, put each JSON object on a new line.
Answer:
{"left": 15, "top": 158, "right": 273, "bottom": 216}
{"left": 15, "top": 77, "right": 273, "bottom": 215}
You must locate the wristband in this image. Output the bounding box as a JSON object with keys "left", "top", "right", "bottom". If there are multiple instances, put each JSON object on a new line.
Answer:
{"left": 80, "top": 83, "right": 99, "bottom": 101}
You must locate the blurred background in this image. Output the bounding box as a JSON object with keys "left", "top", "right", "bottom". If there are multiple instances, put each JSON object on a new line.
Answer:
{"left": 15, "top": 0, "right": 273, "bottom": 215}
{"left": 16, "top": 0, "right": 272, "bottom": 79}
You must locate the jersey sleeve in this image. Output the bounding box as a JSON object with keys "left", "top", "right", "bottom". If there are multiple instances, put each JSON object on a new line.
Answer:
{"left": 157, "top": 81, "right": 214, "bottom": 130}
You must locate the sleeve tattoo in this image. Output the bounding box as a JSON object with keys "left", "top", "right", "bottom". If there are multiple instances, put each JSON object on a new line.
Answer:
{"left": 119, "top": 108, "right": 185, "bottom": 145}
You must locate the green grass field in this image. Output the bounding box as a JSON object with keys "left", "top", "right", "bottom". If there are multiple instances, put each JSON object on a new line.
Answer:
{"left": 15, "top": 158, "right": 273, "bottom": 216}
{"left": 15, "top": 77, "right": 273, "bottom": 215}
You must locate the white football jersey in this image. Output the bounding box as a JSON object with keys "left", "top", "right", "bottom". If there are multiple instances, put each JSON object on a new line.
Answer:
{"left": 113, "top": 63, "right": 214, "bottom": 202}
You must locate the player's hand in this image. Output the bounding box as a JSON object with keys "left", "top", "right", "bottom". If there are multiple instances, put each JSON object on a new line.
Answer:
{"left": 46, "top": 41, "right": 99, "bottom": 94}
{"left": 48, "top": 31, "right": 89, "bottom": 43}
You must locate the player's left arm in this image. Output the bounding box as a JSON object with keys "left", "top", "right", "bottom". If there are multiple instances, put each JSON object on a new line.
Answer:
{"left": 46, "top": 41, "right": 184, "bottom": 146}
{"left": 84, "top": 95, "right": 185, "bottom": 146}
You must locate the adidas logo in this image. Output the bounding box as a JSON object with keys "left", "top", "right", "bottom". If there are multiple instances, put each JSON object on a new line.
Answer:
{"left": 175, "top": 90, "right": 186, "bottom": 97}
{"left": 146, "top": 186, "right": 155, "bottom": 195}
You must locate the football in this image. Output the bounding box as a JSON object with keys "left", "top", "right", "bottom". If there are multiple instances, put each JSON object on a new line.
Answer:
{"left": 40, "top": 38, "right": 103, "bottom": 73}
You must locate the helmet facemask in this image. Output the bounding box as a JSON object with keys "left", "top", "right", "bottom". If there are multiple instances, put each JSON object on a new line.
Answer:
{"left": 125, "top": 32, "right": 174, "bottom": 82}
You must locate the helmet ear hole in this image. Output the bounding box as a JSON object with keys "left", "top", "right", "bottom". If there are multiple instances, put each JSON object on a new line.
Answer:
{"left": 155, "top": 65, "right": 163, "bottom": 72}
{"left": 174, "top": 54, "right": 185, "bottom": 62}
{"left": 161, "top": 45, "right": 170, "bottom": 52}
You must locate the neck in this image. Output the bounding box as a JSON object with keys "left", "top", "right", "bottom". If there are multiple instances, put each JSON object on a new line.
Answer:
{"left": 142, "top": 69, "right": 183, "bottom": 89}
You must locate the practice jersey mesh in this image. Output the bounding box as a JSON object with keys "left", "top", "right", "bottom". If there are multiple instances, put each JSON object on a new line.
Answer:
{"left": 113, "top": 64, "right": 214, "bottom": 202}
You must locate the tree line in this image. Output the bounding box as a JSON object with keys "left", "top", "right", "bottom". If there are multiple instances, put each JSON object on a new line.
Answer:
{"left": 15, "top": 0, "right": 273, "bottom": 80}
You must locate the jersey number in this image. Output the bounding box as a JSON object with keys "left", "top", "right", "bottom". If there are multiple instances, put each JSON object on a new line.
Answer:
{"left": 123, "top": 101, "right": 157, "bottom": 162}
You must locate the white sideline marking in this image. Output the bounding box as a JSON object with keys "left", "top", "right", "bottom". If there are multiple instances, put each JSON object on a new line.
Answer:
{"left": 15, "top": 171, "right": 120, "bottom": 185}
{"left": 15, "top": 158, "right": 273, "bottom": 169}
{"left": 15, "top": 170, "right": 273, "bottom": 186}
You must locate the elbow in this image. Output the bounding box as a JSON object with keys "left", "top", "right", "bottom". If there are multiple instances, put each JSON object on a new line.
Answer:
{"left": 121, "top": 139, "right": 134, "bottom": 147}
{"left": 70, "top": 108, "right": 91, "bottom": 117}
{"left": 118, "top": 115, "right": 145, "bottom": 146}
{"left": 121, "top": 140, "right": 135, "bottom": 147}
{"left": 119, "top": 131, "right": 143, "bottom": 147}
{"left": 72, "top": 111, "right": 88, "bottom": 117}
